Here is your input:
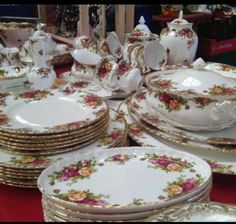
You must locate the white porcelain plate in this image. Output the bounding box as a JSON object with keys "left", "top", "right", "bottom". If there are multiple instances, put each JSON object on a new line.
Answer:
{"left": 0, "top": 89, "right": 108, "bottom": 134}
{"left": 0, "top": 109, "right": 126, "bottom": 169}
{"left": 38, "top": 146, "right": 211, "bottom": 213}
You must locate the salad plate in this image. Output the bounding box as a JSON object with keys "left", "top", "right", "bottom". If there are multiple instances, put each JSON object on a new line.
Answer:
{"left": 117, "top": 98, "right": 236, "bottom": 175}
{"left": 0, "top": 89, "right": 108, "bottom": 135}
{"left": 145, "top": 202, "right": 236, "bottom": 222}
{"left": 38, "top": 147, "right": 211, "bottom": 213}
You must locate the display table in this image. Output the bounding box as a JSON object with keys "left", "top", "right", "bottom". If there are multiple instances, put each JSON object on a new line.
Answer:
{"left": 0, "top": 65, "right": 236, "bottom": 222}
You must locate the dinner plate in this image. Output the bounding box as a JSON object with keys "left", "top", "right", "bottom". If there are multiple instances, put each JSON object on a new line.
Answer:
{"left": 0, "top": 109, "right": 127, "bottom": 169}
{"left": 41, "top": 182, "right": 211, "bottom": 222}
{"left": 0, "top": 111, "right": 109, "bottom": 139}
{"left": 145, "top": 202, "right": 236, "bottom": 222}
{"left": 117, "top": 98, "right": 236, "bottom": 175}
{"left": 0, "top": 89, "right": 108, "bottom": 135}
{"left": 0, "top": 122, "right": 109, "bottom": 151}
{"left": 38, "top": 147, "right": 211, "bottom": 213}
{"left": 0, "top": 113, "right": 110, "bottom": 143}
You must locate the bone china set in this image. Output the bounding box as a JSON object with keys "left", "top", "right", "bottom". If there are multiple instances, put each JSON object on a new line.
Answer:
{"left": 0, "top": 14, "right": 236, "bottom": 223}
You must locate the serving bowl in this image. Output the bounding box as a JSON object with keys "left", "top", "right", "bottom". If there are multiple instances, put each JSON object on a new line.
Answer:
{"left": 0, "top": 66, "right": 30, "bottom": 92}
{"left": 0, "top": 22, "right": 34, "bottom": 48}
{"left": 145, "top": 68, "right": 236, "bottom": 131}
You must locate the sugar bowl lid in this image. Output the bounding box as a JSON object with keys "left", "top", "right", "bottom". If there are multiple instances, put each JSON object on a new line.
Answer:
{"left": 145, "top": 67, "right": 236, "bottom": 100}
{"left": 169, "top": 10, "right": 192, "bottom": 25}
{"left": 131, "top": 16, "right": 151, "bottom": 37}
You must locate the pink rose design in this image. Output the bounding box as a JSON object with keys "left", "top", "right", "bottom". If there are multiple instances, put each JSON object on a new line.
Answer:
{"left": 60, "top": 167, "right": 80, "bottom": 181}
{"left": 79, "top": 198, "right": 99, "bottom": 205}
{"left": 209, "top": 162, "right": 223, "bottom": 169}
{"left": 180, "top": 178, "right": 197, "bottom": 192}
{"left": 223, "top": 87, "right": 233, "bottom": 94}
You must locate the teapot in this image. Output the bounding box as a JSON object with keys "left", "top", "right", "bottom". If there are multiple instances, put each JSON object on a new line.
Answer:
{"left": 27, "top": 35, "right": 56, "bottom": 90}
{"left": 160, "top": 10, "right": 198, "bottom": 65}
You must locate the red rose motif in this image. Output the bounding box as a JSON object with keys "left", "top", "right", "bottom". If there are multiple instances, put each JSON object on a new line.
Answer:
{"left": 180, "top": 178, "right": 197, "bottom": 192}
{"left": 110, "top": 131, "right": 122, "bottom": 139}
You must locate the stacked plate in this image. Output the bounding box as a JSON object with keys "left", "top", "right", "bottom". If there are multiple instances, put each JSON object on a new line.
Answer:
{"left": 118, "top": 90, "right": 236, "bottom": 175}
{"left": 0, "top": 89, "right": 110, "bottom": 155}
{"left": 145, "top": 202, "right": 236, "bottom": 222}
{"left": 38, "top": 147, "right": 212, "bottom": 222}
{"left": 0, "top": 89, "right": 128, "bottom": 188}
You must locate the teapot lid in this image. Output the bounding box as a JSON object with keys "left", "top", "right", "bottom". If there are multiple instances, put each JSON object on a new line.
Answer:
{"left": 170, "top": 10, "right": 191, "bottom": 25}
{"left": 131, "top": 16, "right": 151, "bottom": 37}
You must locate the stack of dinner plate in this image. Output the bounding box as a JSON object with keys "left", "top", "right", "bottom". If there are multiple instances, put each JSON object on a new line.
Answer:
{"left": 0, "top": 89, "right": 128, "bottom": 188}
{"left": 38, "top": 146, "right": 212, "bottom": 222}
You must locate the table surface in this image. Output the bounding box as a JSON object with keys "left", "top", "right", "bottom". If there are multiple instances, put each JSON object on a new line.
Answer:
{"left": 1, "top": 66, "right": 236, "bottom": 222}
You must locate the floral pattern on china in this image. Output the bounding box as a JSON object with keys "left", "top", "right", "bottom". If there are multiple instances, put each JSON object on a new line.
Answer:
{"left": 37, "top": 147, "right": 211, "bottom": 210}
{"left": 146, "top": 68, "right": 236, "bottom": 100}
{"left": 0, "top": 89, "right": 108, "bottom": 134}
{"left": 160, "top": 10, "right": 198, "bottom": 64}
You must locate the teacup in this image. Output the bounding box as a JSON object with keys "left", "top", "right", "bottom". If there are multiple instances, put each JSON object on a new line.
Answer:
{"left": 93, "top": 55, "right": 118, "bottom": 90}
{"left": 0, "top": 47, "right": 22, "bottom": 67}
{"left": 70, "top": 49, "right": 101, "bottom": 81}
{"left": 106, "top": 32, "right": 123, "bottom": 59}
{"left": 114, "top": 60, "right": 143, "bottom": 94}
{"left": 74, "top": 35, "right": 90, "bottom": 49}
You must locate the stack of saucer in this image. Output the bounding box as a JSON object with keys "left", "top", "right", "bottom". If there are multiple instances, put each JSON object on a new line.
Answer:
{"left": 38, "top": 146, "right": 212, "bottom": 222}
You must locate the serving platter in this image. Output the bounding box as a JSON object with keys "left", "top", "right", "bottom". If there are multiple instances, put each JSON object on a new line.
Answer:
{"left": 129, "top": 90, "right": 236, "bottom": 153}
{"left": 117, "top": 97, "right": 236, "bottom": 175}
{"left": 145, "top": 202, "right": 236, "bottom": 222}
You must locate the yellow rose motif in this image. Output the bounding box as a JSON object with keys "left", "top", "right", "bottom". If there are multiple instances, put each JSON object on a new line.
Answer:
{"left": 21, "top": 157, "right": 36, "bottom": 164}
{"left": 105, "top": 62, "right": 113, "bottom": 71}
{"left": 35, "top": 92, "right": 47, "bottom": 100}
{"left": 211, "top": 86, "right": 223, "bottom": 94}
{"left": 167, "top": 184, "right": 183, "bottom": 195}
{"left": 169, "top": 100, "right": 180, "bottom": 110}
{"left": 67, "top": 191, "right": 87, "bottom": 202}
{"left": 166, "top": 163, "right": 182, "bottom": 172}
{"left": 79, "top": 167, "right": 93, "bottom": 177}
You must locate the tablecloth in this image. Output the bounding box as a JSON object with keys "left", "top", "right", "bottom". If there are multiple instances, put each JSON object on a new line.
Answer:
{"left": 0, "top": 65, "right": 236, "bottom": 222}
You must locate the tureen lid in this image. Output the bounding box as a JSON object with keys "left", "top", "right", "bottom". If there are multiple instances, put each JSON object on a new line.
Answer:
{"left": 145, "top": 68, "right": 236, "bottom": 100}
{"left": 169, "top": 10, "right": 192, "bottom": 25}
{"left": 131, "top": 16, "right": 151, "bottom": 37}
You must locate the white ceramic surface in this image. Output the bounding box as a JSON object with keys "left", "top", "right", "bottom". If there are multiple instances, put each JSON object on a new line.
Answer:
{"left": 117, "top": 98, "right": 236, "bottom": 175}
{"left": 0, "top": 89, "right": 108, "bottom": 134}
{"left": 38, "top": 147, "right": 211, "bottom": 213}
{"left": 0, "top": 109, "right": 126, "bottom": 169}
{"left": 145, "top": 68, "right": 236, "bottom": 130}
{"left": 160, "top": 10, "right": 198, "bottom": 65}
